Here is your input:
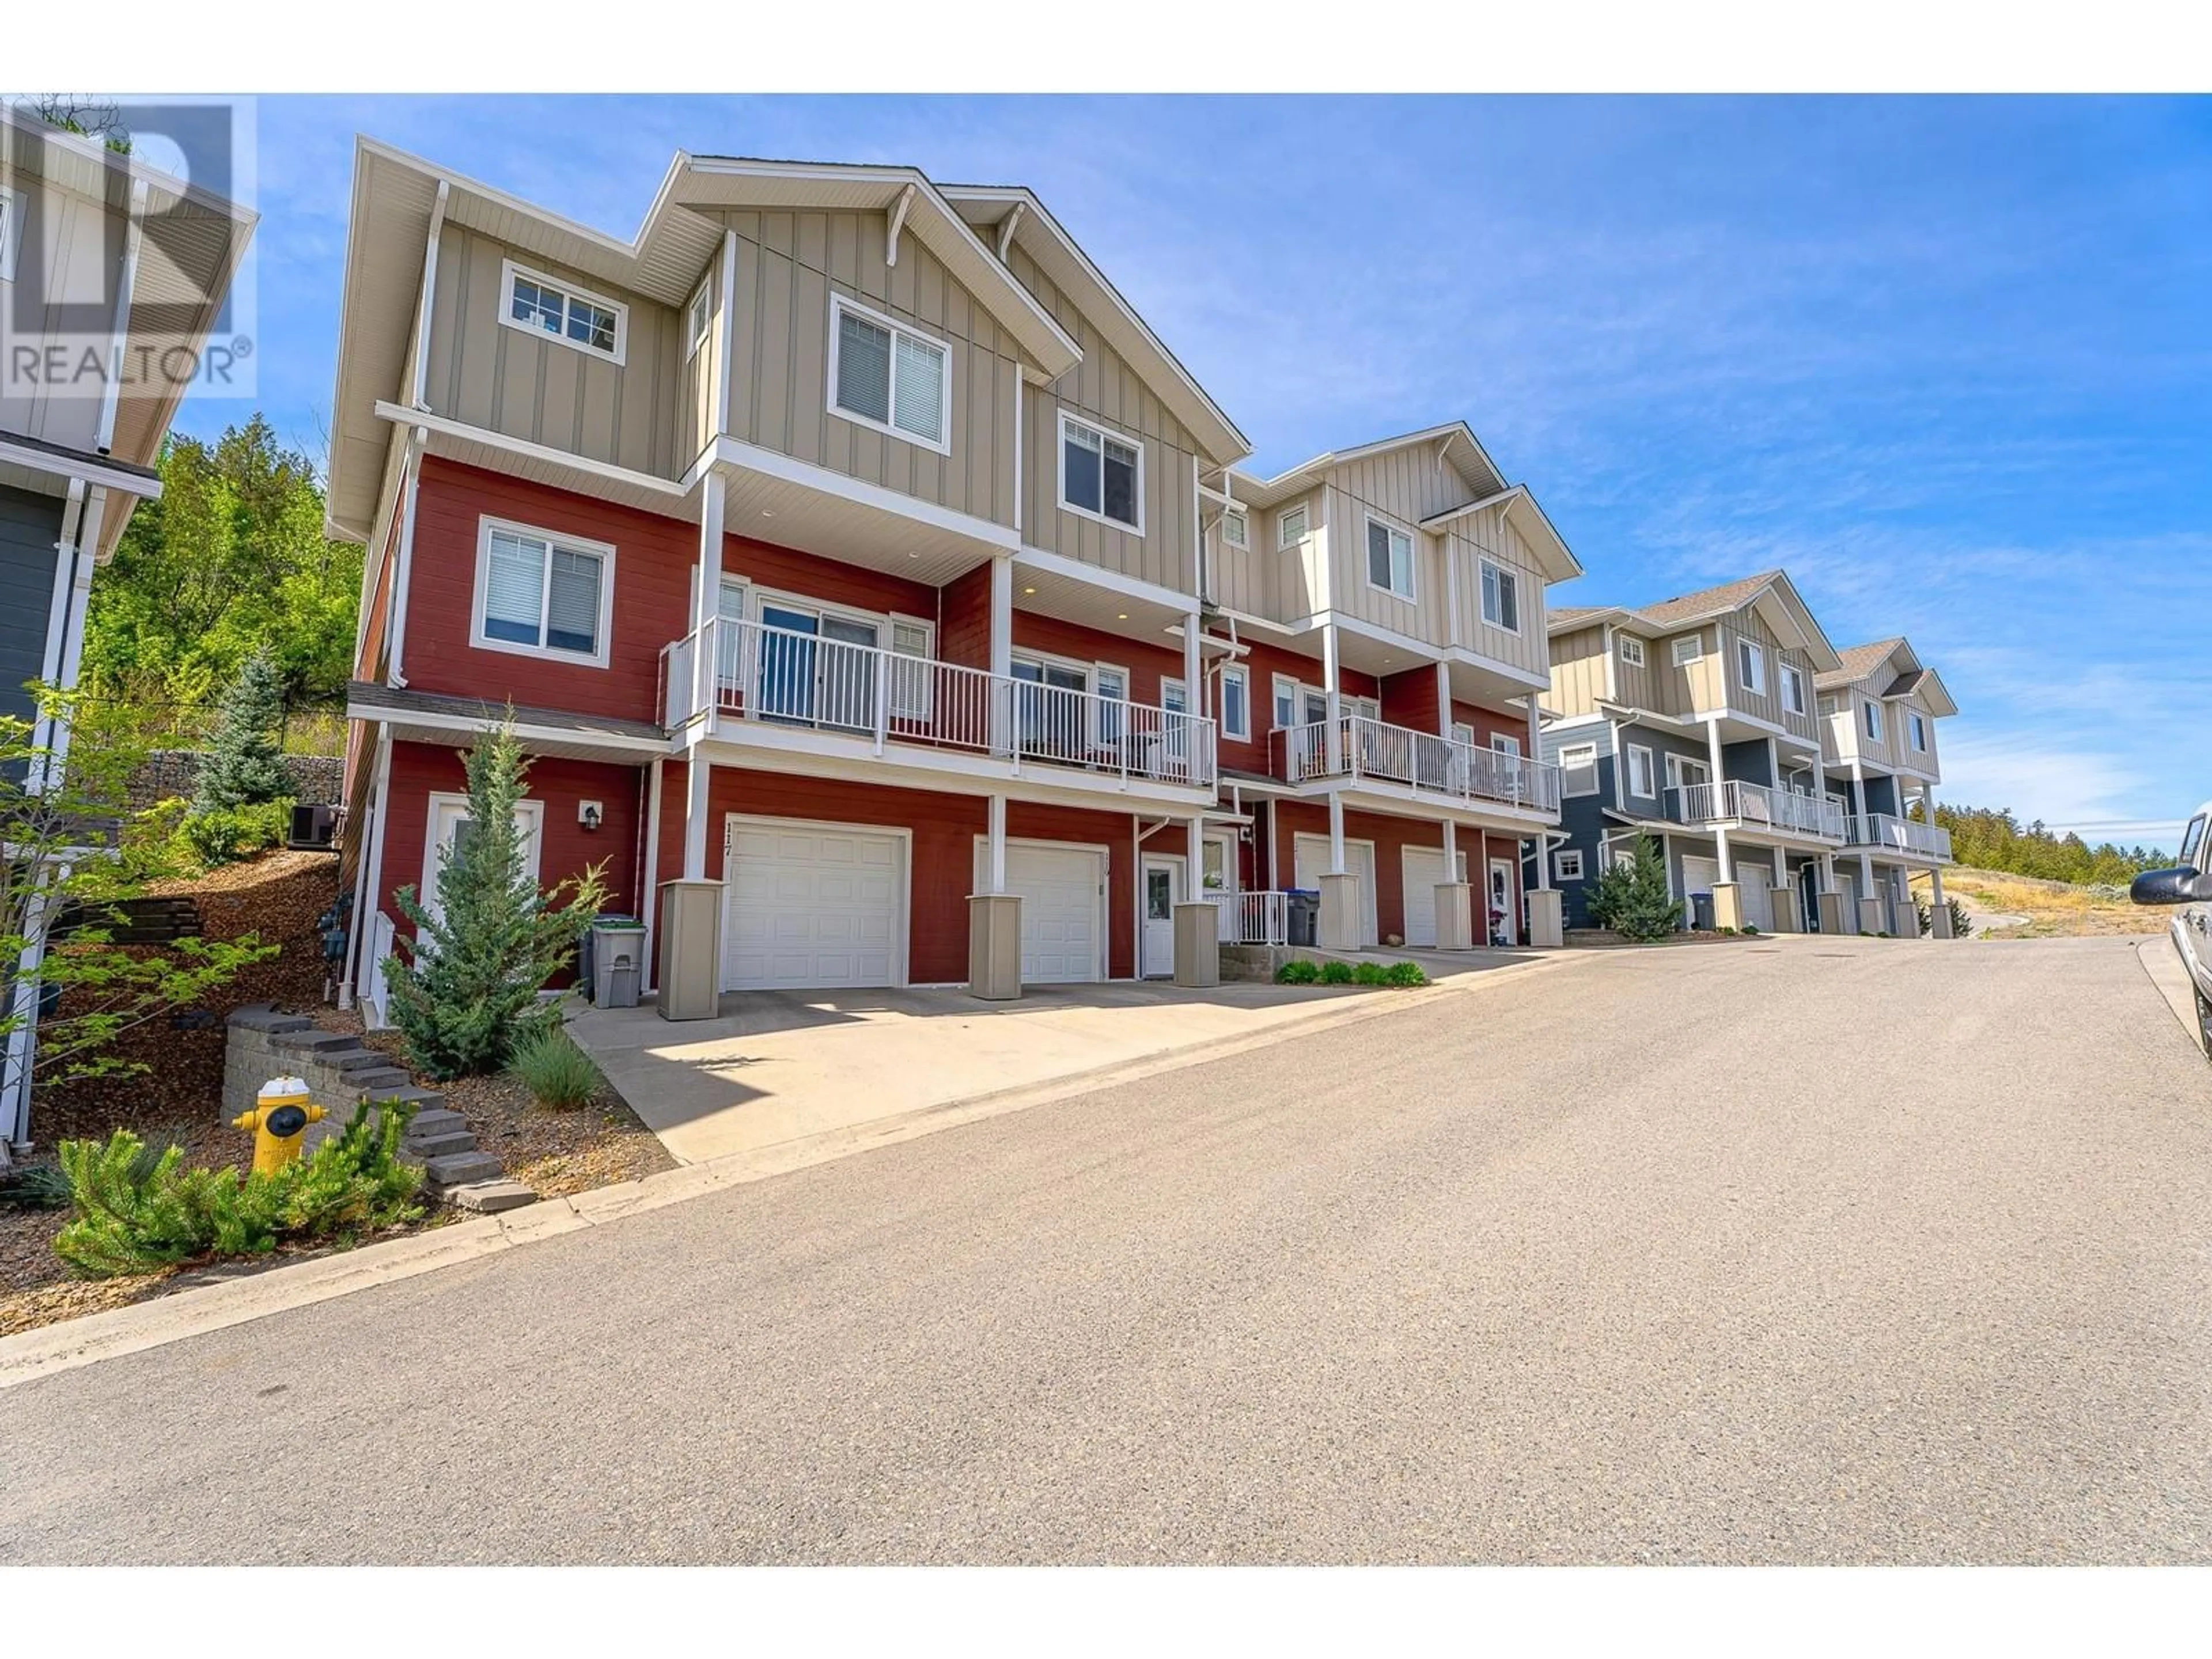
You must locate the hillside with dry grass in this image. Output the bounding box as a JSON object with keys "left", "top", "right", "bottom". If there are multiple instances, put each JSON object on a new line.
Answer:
{"left": 1913, "top": 866, "right": 2161, "bottom": 939}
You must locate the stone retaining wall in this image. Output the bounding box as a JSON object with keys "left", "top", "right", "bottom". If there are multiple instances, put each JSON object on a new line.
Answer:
{"left": 127, "top": 752, "right": 343, "bottom": 813}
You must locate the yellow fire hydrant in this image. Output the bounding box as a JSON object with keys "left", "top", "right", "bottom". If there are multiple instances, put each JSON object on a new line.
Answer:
{"left": 233, "top": 1077, "right": 325, "bottom": 1176}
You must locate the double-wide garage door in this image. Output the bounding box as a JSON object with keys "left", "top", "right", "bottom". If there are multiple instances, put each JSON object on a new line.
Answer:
{"left": 724, "top": 820, "right": 902, "bottom": 991}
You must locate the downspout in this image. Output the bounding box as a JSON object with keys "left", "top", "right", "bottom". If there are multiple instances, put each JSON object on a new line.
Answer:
{"left": 46, "top": 487, "right": 108, "bottom": 781}
{"left": 93, "top": 181, "right": 149, "bottom": 457}
{"left": 384, "top": 430, "right": 426, "bottom": 687}
{"left": 338, "top": 725, "right": 392, "bottom": 1009}
{"left": 31, "top": 480, "right": 86, "bottom": 770}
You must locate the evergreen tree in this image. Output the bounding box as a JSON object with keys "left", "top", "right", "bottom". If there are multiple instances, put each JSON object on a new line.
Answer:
{"left": 192, "top": 647, "right": 291, "bottom": 813}
{"left": 1584, "top": 835, "right": 1684, "bottom": 941}
{"left": 382, "top": 722, "right": 608, "bottom": 1080}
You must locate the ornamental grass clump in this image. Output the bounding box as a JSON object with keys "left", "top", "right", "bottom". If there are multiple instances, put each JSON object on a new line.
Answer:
{"left": 506, "top": 1025, "right": 604, "bottom": 1110}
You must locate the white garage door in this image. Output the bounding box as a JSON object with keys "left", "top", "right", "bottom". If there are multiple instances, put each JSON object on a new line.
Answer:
{"left": 1399, "top": 846, "right": 1468, "bottom": 949}
{"left": 1680, "top": 854, "right": 1721, "bottom": 898}
{"left": 724, "top": 820, "right": 902, "bottom": 990}
{"left": 1733, "top": 854, "right": 1774, "bottom": 931}
{"left": 979, "top": 842, "right": 1105, "bottom": 983}
{"left": 1293, "top": 834, "right": 1379, "bottom": 946}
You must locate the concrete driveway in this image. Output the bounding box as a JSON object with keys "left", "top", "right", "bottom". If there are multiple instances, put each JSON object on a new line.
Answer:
{"left": 5, "top": 932, "right": 2209, "bottom": 1563}
{"left": 567, "top": 949, "right": 1543, "bottom": 1165}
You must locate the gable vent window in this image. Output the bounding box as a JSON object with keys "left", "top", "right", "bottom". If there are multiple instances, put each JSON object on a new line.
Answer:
{"left": 1619, "top": 635, "right": 1646, "bottom": 668}
{"left": 502, "top": 262, "right": 626, "bottom": 362}
{"left": 832, "top": 298, "right": 949, "bottom": 450}
{"left": 1671, "top": 634, "right": 1704, "bottom": 666}
{"left": 1060, "top": 414, "right": 1142, "bottom": 531}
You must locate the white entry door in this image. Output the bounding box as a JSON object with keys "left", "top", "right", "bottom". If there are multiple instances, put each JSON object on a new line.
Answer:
{"left": 1487, "top": 858, "right": 1518, "bottom": 946}
{"left": 978, "top": 840, "right": 1106, "bottom": 983}
{"left": 1293, "top": 833, "right": 1378, "bottom": 946}
{"left": 1838, "top": 869, "right": 1861, "bottom": 933}
{"left": 1141, "top": 855, "right": 1182, "bottom": 977}
{"left": 423, "top": 793, "right": 544, "bottom": 930}
{"left": 724, "top": 819, "right": 903, "bottom": 990}
{"left": 1399, "top": 845, "right": 1468, "bottom": 949}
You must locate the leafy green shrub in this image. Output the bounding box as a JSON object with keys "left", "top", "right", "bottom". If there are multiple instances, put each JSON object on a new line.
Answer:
{"left": 1715, "top": 925, "right": 1738, "bottom": 936}
{"left": 1319, "top": 960, "right": 1355, "bottom": 985}
{"left": 1350, "top": 961, "right": 1389, "bottom": 986}
{"left": 1383, "top": 960, "right": 1428, "bottom": 988}
{"left": 1274, "top": 959, "right": 1321, "bottom": 985}
{"left": 179, "top": 797, "right": 293, "bottom": 868}
{"left": 507, "top": 1025, "right": 603, "bottom": 1109}
{"left": 52, "top": 1101, "right": 422, "bottom": 1278}
{"left": 0, "top": 1162, "right": 71, "bottom": 1211}
{"left": 1584, "top": 835, "right": 1684, "bottom": 941}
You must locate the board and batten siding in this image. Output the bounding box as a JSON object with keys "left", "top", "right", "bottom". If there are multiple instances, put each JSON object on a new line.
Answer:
{"left": 0, "top": 485, "right": 63, "bottom": 726}
{"left": 679, "top": 254, "right": 723, "bottom": 465}
{"left": 0, "top": 175, "right": 116, "bottom": 458}
{"left": 1547, "top": 626, "right": 1611, "bottom": 718}
{"left": 1008, "top": 244, "right": 1198, "bottom": 597}
{"left": 1443, "top": 509, "right": 1548, "bottom": 679}
{"left": 716, "top": 209, "right": 1020, "bottom": 531}
{"left": 424, "top": 224, "right": 686, "bottom": 480}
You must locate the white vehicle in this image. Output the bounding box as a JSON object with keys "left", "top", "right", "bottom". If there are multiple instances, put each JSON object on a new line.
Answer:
{"left": 2132, "top": 802, "right": 2212, "bottom": 1054}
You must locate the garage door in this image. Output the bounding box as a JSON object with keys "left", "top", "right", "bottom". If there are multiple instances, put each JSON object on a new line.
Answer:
{"left": 978, "top": 842, "right": 1105, "bottom": 983}
{"left": 1680, "top": 854, "right": 1721, "bottom": 898}
{"left": 1399, "top": 846, "right": 1467, "bottom": 949}
{"left": 1733, "top": 854, "right": 1774, "bottom": 932}
{"left": 724, "top": 820, "right": 902, "bottom": 990}
{"left": 1294, "top": 834, "right": 1379, "bottom": 946}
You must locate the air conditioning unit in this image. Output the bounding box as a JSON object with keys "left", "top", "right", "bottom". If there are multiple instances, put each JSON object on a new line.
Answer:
{"left": 289, "top": 803, "right": 339, "bottom": 850}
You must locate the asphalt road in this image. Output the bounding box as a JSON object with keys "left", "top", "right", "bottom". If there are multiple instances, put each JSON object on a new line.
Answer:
{"left": 5, "top": 934, "right": 2209, "bottom": 1565}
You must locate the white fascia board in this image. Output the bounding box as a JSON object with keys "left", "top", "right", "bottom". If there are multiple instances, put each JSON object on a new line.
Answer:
{"left": 0, "top": 439, "right": 161, "bottom": 501}
{"left": 375, "top": 402, "right": 692, "bottom": 505}
{"left": 1014, "top": 544, "right": 1195, "bottom": 613}
{"left": 715, "top": 435, "right": 1018, "bottom": 552}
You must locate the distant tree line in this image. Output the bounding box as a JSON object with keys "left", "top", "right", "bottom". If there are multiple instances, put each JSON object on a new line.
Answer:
{"left": 1934, "top": 804, "right": 2170, "bottom": 887}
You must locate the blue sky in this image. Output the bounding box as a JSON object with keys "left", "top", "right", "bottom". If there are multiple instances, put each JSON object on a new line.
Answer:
{"left": 174, "top": 95, "right": 2212, "bottom": 849}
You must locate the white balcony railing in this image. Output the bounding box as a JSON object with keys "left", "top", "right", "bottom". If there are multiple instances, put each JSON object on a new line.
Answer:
{"left": 1203, "top": 889, "right": 1290, "bottom": 945}
{"left": 662, "top": 617, "right": 1217, "bottom": 791}
{"left": 1672, "top": 778, "right": 1846, "bottom": 840}
{"left": 1849, "top": 812, "right": 1953, "bottom": 860}
{"left": 1272, "top": 715, "right": 1561, "bottom": 815}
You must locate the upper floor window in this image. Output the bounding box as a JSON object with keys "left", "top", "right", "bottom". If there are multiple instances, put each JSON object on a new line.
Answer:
{"left": 1278, "top": 503, "right": 1309, "bottom": 548}
{"left": 1671, "top": 634, "right": 1704, "bottom": 666}
{"left": 1219, "top": 665, "right": 1251, "bottom": 741}
{"left": 1365, "top": 516, "right": 1415, "bottom": 600}
{"left": 0, "top": 186, "right": 22, "bottom": 283}
{"left": 1908, "top": 710, "right": 1929, "bottom": 752}
{"left": 1560, "top": 744, "right": 1600, "bottom": 797}
{"left": 1491, "top": 732, "right": 1522, "bottom": 758}
{"left": 1862, "top": 700, "right": 1884, "bottom": 743}
{"left": 1222, "top": 509, "right": 1248, "bottom": 550}
{"left": 1626, "top": 744, "right": 1656, "bottom": 798}
{"left": 686, "top": 279, "right": 713, "bottom": 360}
{"left": 832, "top": 296, "right": 949, "bottom": 452}
{"left": 1059, "top": 412, "right": 1142, "bottom": 531}
{"left": 1480, "top": 559, "right": 1521, "bottom": 632}
{"left": 502, "top": 260, "right": 626, "bottom": 363}
{"left": 1736, "top": 638, "right": 1766, "bottom": 695}
{"left": 1619, "top": 634, "right": 1646, "bottom": 668}
{"left": 1554, "top": 849, "right": 1586, "bottom": 882}
{"left": 473, "top": 518, "right": 614, "bottom": 669}
{"left": 1779, "top": 661, "right": 1808, "bottom": 716}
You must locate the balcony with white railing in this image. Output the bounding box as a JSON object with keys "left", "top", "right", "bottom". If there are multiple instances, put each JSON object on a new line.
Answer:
{"left": 1848, "top": 812, "right": 1953, "bottom": 861}
{"left": 1668, "top": 778, "right": 1847, "bottom": 840}
{"left": 1204, "top": 889, "right": 1290, "bottom": 945}
{"left": 1271, "top": 716, "right": 1562, "bottom": 817}
{"left": 661, "top": 616, "right": 1217, "bottom": 794}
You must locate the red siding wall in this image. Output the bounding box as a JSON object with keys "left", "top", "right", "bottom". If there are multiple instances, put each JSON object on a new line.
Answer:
{"left": 1012, "top": 610, "right": 1185, "bottom": 707}
{"left": 1270, "top": 803, "right": 1528, "bottom": 946}
{"left": 725, "top": 533, "right": 940, "bottom": 622}
{"left": 1452, "top": 698, "right": 1538, "bottom": 752}
{"left": 1381, "top": 666, "right": 1444, "bottom": 735}
{"left": 941, "top": 565, "right": 991, "bottom": 669}
{"left": 1207, "top": 634, "right": 1380, "bottom": 780}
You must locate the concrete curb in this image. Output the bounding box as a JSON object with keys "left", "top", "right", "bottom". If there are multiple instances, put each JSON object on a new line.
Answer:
{"left": 0, "top": 950, "right": 1581, "bottom": 1390}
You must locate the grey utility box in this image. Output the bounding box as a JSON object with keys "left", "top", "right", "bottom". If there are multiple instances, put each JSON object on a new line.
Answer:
{"left": 591, "top": 916, "right": 647, "bottom": 1008}
{"left": 657, "top": 880, "right": 724, "bottom": 1021}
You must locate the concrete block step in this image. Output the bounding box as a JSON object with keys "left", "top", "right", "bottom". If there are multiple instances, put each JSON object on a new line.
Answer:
{"left": 347, "top": 1070, "right": 414, "bottom": 1097}
{"left": 270, "top": 1029, "right": 364, "bottom": 1058}
{"left": 321, "top": 1048, "right": 398, "bottom": 1075}
{"left": 425, "top": 1151, "right": 505, "bottom": 1188}
{"left": 404, "top": 1130, "right": 476, "bottom": 1159}
{"left": 401, "top": 1108, "right": 468, "bottom": 1138}
{"left": 445, "top": 1180, "right": 539, "bottom": 1214}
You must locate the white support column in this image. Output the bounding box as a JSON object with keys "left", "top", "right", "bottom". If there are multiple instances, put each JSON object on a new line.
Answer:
{"left": 682, "top": 472, "right": 726, "bottom": 884}
{"left": 1187, "top": 813, "right": 1205, "bottom": 873}
{"left": 1705, "top": 718, "right": 1733, "bottom": 870}
{"left": 987, "top": 794, "right": 1008, "bottom": 892}
{"left": 990, "top": 557, "right": 1014, "bottom": 680}
{"left": 1321, "top": 621, "right": 1344, "bottom": 774}
{"left": 1436, "top": 663, "right": 1453, "bottom": 737}
{"left": 1327, "top": 790, "right": 1347, "bottom": 874}
{"left": 1442, "top": 819, "right": 1459, "bottom": 873}
{"left": 1524, "top": 691, "right": 1543, "bottom": 755}
{"left": 641, "top": 757, "right": 664, "bottom": 991}
{"left": 1183, "top": 614, "right": 1201, "bottom": 716}
{"left": 1850, "top": 761, "right": 1876, "bottom": 891}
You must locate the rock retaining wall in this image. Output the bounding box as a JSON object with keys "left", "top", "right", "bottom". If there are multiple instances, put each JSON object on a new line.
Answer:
{"left": 127, "top": 752, "right": 342, "bottom": 813}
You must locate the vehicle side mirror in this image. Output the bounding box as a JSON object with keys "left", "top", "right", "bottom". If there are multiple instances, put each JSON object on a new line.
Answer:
{"left": 2131, "top": 866, "right": 2212, "bottom": 906}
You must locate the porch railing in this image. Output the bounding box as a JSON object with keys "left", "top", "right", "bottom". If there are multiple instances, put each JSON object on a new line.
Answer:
{"left": 1849, "top": 812, "right": 1953, "bottom": 860}
{"left": 662, "top": 617, "right": 1217, "bottom": 790}
{"left": 1204, "top": 889, "right": 1290, "bottom": 945}
{"left": 1672, "top": 778, "right": 1847, "bottom": 840}
{"left": 1272, "top": 715, "right": 1560, "bottom": 815}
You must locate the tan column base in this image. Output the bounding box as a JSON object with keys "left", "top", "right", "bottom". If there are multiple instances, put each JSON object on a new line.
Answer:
{"left": 1931, "top": 894, "right": 1956, "bottom": 939}
{"left": 1767, "top": 882, "right": 1799, "bottom": 933}
{"left": 1172, "top": 902, "right": 1220, "bottom": 987}
{"left": 1433, "top": 882, "right": 1475, "bottom": 951}
{"left": 1318, "top": 872, "right": 1363, "bottom": 951}
{"left": 1858, "top": 896, "right": 1888, "bottom": 937}
{"left": 1817, "top": 891, "right": 1844, "bottom": 935}
{"left": 1711, "top": 880, "right": 1744, "bottom": 931}
{"left": 968, "top": 893, "right": 1022, "bottom": 1001}
{"left": 656, "top": 878, "right": 725, "bottom": 1021}
{"left": 1525, "top": 887, "right": 1564, "bottom": 949}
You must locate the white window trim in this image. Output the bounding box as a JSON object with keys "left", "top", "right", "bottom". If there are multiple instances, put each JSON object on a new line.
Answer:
{"left": 827, "top": 293, "right": 954, "bottom": 458}
{"left": 1160, "top": 675, "right": 1188, "bottom": 711}
{"left": 470, "top": 516, "right": 617, "bottom": 670}
{"left": 749, "top": 582, "right": 910, "bottom": 642}
{"left": 1362, "top": 513, "right": 1416, "bottom": 602}
{"left": 1779, "top": 661, "right": 1808, "bottom": 717}
{"left": 1478, "top": 558, "right": 1521, "bottom": 634}
{"left": 1056, "top": 408, "right": 1146, "bottom": 536}
{"left": 1737, "top": 638, "right": 1766, "bottom": 695}
{"left": 1554, "top": 849, "right": 1585, "bottom": 882}
{"left": 0, "top": 185, "right": 22, "bottom": 284}
{"left": 1627, "top": 743, "right": 1656, "bottom": 799}
{"left": 1490, "top": 732, "right": 1522, "bottom": 758}
{"left": 1671, "top": 634, "right": 1704, "bottom": 666}
{"left": 1665, "top": 752, "right": 1711, "bottom": 791}
{"left": 1222, "top": 508, "right": 1249, "bottom": 550}
{"left": 1560, "top": 743, "right": 1599, "bottom": 798}
{"left": 1278, "top": 503, "right": 1310, "bottom": 549}
{"left": 685, "top": 276, "right": 713, "bottom": 361}
{"left": 1909, "top": 710, "right": 1929, "bottom": 753}
{"left": 499, "top": 258, "right": 628, "bottom": 366}
{"left": 1219, "top": 663, "right": 1251, "bottom": 741}
{"left": 422, "top": 792, "right": 546, "bottom": 929}
{"left": 1863, "top": 700, "right": 1884, "bottom": 742}
{"left": 1619, "top": 634, "right": 1646, "bottom": 668}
